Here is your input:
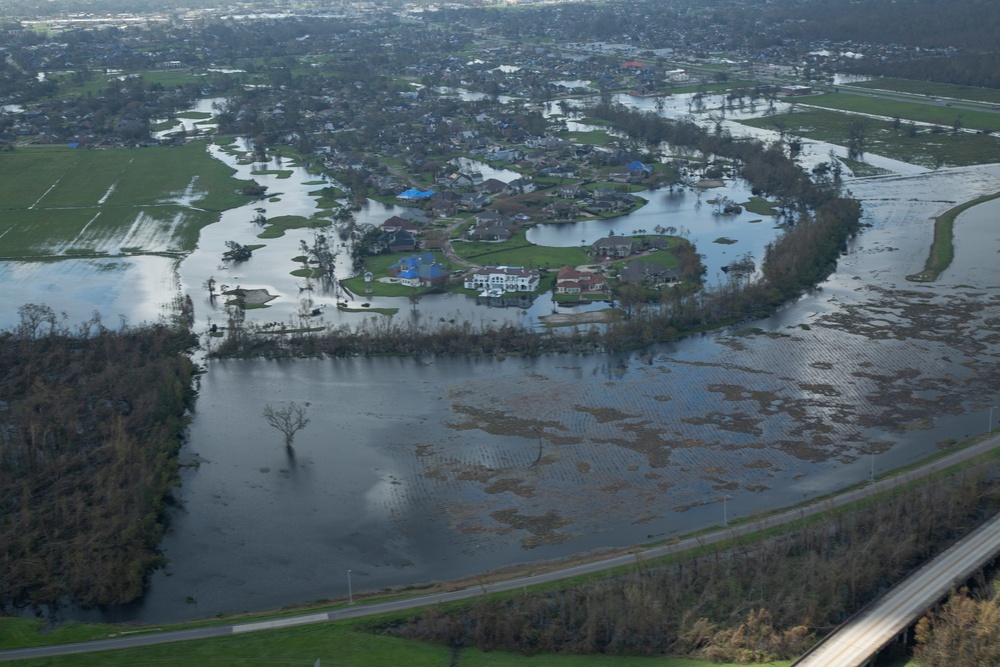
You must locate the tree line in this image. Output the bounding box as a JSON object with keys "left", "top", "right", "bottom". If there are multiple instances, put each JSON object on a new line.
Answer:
{"left": 367, "top": 463, "right": 1000, "bottom": 662}
{"left": 0, "top": 305, "right": 198, "bottom": 606}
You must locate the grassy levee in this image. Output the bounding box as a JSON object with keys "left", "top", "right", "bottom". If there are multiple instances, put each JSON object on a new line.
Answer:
{"left": 0, "top": 142, "right": 256, "bottom": 257}
{"left": 848, "top": 77, "right": 1000, "bottom": 105}
{"left": 906, "top": 191, "right": 1000, "bottom": 282}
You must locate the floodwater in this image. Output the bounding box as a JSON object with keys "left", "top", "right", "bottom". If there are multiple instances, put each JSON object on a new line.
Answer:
{"left": 6, "top": 97, "right": 1000, "bottom": 626}
{"left": 47, "top": 162, "right": 1000, "bottom": 626}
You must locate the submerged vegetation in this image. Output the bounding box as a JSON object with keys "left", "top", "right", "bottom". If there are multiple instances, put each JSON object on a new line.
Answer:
{"left": 0, "top": 304, "right": 198, "bottom": 606}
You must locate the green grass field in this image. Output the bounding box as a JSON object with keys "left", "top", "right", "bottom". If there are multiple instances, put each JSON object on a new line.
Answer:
{"left": 848, "top": 77, "right": 1000, "bottom": 105}
{"left": 0, "top": 143, "right": 256, "bottom": 257}
{"left": 740, "top": 108, "right": 1000, "bottom": 167}
{"left": 0, "top": 614, "right": 789, "bottom": 666}
{"left": 451, "top": 230, "right": 590, "bottom": 269}
{"left": 802, "top": 92, "right": 1000, "bottom": 133}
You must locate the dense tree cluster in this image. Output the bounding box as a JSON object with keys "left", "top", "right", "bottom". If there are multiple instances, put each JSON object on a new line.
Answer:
{"left": 915, "top": 575, "right": 1000, "bottom": 667}
{"left": 0, "top": 306, "right": 198, "bottom": 606}
{"left": 374, "top": 465, "right": 1000, "bottom": 661}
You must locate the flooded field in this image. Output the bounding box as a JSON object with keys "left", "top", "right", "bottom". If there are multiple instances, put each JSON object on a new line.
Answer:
{"left": 45, "top": 165, "right": 1000, "bottom": 626}
{"left": 5, "top": 98, "right": 1000, "bottom": 625}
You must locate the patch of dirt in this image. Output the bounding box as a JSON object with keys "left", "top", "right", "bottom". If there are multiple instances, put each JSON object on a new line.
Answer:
{"left": 490, "top": 509, "right": 573, "bottom": 548}
{"left": 539, "top": 310, "right": 615, "bottom": 325}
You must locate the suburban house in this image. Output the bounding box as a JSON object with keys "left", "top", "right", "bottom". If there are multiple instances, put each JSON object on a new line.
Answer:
{"left": 591, "top": 236, "right": 641, "bottom": 258}
{"left": 387, "top": 254, "right": 450, "bottom": 287}
{"left": 555, "top": 266, "right": 607, "bottom": 294}
{"left": 556, "top": 184, "right": 588, "bottom": 199}
{"left": 460, "top": 192, "right": 490, "bottom": 211}
{"left": 626, "top": 160, "right": 653, "bottom": 175}
{"left": 543, "top": 200, "right": 581, "bottom": 220}
{"left": 464, "top": 266, "right": 540, "bottom": 293}
{"left": 504, "top": 178, "right": 536, "bottom": 195}
{"left": 375, "top": 229, "right": 418, "bottom": 253}
{"left": 465, "top": 211, "right": 515, "bottom": 242}
{"left": 440, "top": 171, "right": 476, "bottom": 188}
{"left": 479, "top": 178, "right": 507, "bottom": 194}
{"left": 485, "top": 146, "right": 524, "bottom": 162}
{"left": 396, "top": 188, "right": 435, "bottom": 202}
{"left": 380, "top": 215, "right": 421, "bottom": 234}
{"left": 619, "top": 260, "right": 680, "bottom": 286}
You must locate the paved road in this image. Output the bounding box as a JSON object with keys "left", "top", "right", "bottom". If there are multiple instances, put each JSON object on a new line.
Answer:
{"left": 793, "top": 511, "right": 1000, "bottom": 667}
{"left": 3, "top": 433, "right": 1000, "bottom": 662}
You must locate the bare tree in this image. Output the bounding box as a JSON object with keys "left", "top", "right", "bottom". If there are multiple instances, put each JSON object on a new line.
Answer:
{"left": 263, "top": 402, "right": 311, "bottom": 449}
{"left": 202, "top": 276, "right": 217, "bottom": 300}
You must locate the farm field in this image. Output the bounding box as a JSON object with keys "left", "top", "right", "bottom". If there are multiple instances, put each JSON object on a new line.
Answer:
{"left": 0, "top": 142, "right": 256, "bottom": 258}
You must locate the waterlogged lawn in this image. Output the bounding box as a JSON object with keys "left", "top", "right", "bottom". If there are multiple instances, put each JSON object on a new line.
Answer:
{"left": 256, "top": 215, "right": 331, "bottom": 239}
{"left": 452, "top": 230, "right": 590, "bottom": 269}
{"left": 0, "top": 142, "right": 257, "bottom": 257}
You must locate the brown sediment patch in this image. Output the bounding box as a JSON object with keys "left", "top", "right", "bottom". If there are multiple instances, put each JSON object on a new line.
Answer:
{"left": 575, "top": 460, "right": 592, "bottom": 474}
{"left": 743, "top": 459, "right": 776, "bottom": 470}
{"left": 592, "top": 421, "right": 683, "bottom": 468}
{"left": 903, "top": 417, "right": 934, "bottom": 431}
{"left": 632, "top": 514, "right": 660, "bottom": 524}
{"left": 600, "top": 480, "right": 632, "bottom": 494}
{"left": 810, "top": 361, "right": 835, "bottom": 370}
{"left": 717, "top": 337, "right": 748, "bottom": 352}
{"left": 798, "top": 383, "right": 842, "bottom": 397}
{"left": 652, "top": 394, "right": 672, "bottom": 402}
{"left": 574, "top": 405, "right": 638, "bottom": 423}
{"left": 484, "top": 478, "right": 536, "bottom": 498}
{"left": 662, "top": 357, "right": 774, "bottom": 376}
{"left": 490, "top": 508, "right": 572, "bottom": 548}
{"left": 743, "top": 483, "right": 771, "bottom": 492}
{"left": 233, "top": 288, "right": 276, "bottom": 305}
{"left": 446, "top": 404, "right": 579, "bottom": 444}
{"left": 539, "top": 310, "right": 615, "bottom": 325}
{"left": 674, "top": 500, "right": 708, "bottom": 512}
{"left": 414, "top": 444, "right": 435, "bottom": 457}
{"left": 683, "top": 411, "right": 764, "bottom": 437}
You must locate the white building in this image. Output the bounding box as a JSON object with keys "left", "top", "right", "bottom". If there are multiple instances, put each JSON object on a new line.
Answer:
{"left": 464, "top": 266, "right": 540, "bottom": 293}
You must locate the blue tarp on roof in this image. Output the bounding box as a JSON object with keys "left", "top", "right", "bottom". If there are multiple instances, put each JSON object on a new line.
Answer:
{"left": 397, "top": 188, "right": 435, "bottom": 199}
{"left": 626, "top": 160, "right": 651, "bottom": 172}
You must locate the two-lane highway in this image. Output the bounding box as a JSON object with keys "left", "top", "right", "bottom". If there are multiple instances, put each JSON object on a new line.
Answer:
{"left": 4, "top": 433, "right": 1000, "bottom": 662}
